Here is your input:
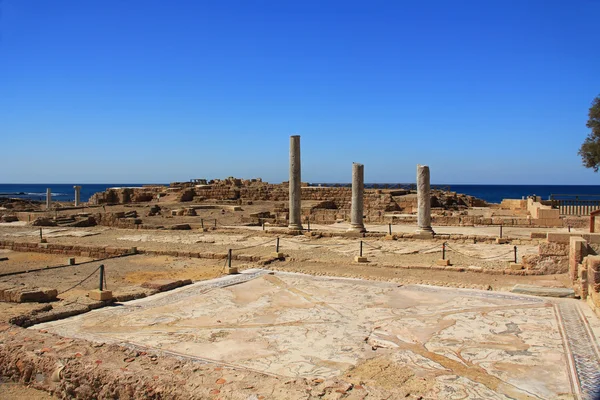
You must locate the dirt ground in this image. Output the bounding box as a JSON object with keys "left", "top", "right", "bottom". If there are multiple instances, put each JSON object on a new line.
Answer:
{"left": 0, "top": 378, "right": 56, "bottom": 400}
{"left": 0, "top": 201, "right": 580, "bottom": 399}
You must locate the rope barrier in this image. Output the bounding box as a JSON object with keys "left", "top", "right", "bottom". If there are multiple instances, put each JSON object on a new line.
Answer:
{"left": 445, "top": 244, "right": 515, "bottom": 261}
{"left": 229, "top": 238, "right": 277, "bottom": 252}
{"left": 59, "top": 265, "right": 102, "bottom": 295}
{"left": 279, "top": 238, "right": 352, "bottom": 248}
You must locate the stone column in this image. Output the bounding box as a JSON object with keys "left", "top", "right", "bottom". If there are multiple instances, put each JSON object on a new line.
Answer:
{"left": 349, "top": 163, "right": 366, "bottom": 232}
{"left": 46, "top": 188, "right": 52, "bottom": 210}
{"left": 74, "top": 186, "right": 81, "bottom": 207}
{"left": 288, "top": 135, "right": 303, "bottom": 230}
{"left": 415, "top": 165, "right": 435, "bottom": 237}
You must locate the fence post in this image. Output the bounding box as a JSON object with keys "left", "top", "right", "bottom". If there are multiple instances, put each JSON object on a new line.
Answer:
{"left": 214, "top": 219, "right": 217, "bottom": 228}
{"left": 360, "top": 241, "right": 363, "bottom": 257}
{"left": 39, "top": 228, "right": 43, "bottom": 241}
{"left": 99, "top": 264, "right": 105, "bottom": 291}
{"left": 514, "top": 246, "right": 517, "bottom": 263}
{"left": 500, "top": 224, "right": 503, "bottom": 238}
{"left": 307, "top": 219, "right": 311, "bottom": 232}
{"left": 388, "top": 223, "right": 392, "bottom": 235}
{"left": 276, "top": 237, "right": 280, "bottom": 253}
{"left": 228, "top": 249, "right": 232, "bottom": 269}
{"left": 442, "top": 242, "right": 446, "bottom": 260}
{"left": 201, "top": 218, "right": 204, "bottom": 229}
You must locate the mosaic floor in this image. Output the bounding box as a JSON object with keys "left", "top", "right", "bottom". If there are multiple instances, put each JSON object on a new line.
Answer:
{"left": 36, "top": 270, "right": 600, "bottom": 399}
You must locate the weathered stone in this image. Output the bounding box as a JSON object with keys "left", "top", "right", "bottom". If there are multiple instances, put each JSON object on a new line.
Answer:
{"left": 415, "top": 165, "right": 434, "bottom": 236}
{"left": 348, "top": 163, "right": 366, "bottom": 233}
{"left": 73, "top": 185, "right": 81, "bottom": 207}
{"left": 511, "top": 284, "right": 575, "bottom": 298}
{"left": 88, "top": 290, "right": 113, "bottom": 301}
{"left": 141, "top": 279, "right": 192, "bottom": 292}
{"left": 288, "top": 135, "right": 303, "bottom": 230}
{"left": 570, "top": 237, "right": 588, "bottom": 281}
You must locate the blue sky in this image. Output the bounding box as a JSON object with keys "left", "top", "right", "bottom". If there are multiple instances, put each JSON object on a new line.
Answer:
{"left": 1, "top": 0, "right": 599, "bottom": 184}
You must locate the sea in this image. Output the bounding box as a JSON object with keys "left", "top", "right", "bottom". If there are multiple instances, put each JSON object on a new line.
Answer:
{"left": 1, "top": 183, "right": 600, "bottom": 205}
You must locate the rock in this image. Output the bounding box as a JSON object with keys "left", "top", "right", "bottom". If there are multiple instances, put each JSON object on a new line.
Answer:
{"left": 511, "top": 284, "right": 575, "bottom": 298}
{"left": 31, "top": 217, "right": 57, "bottom": 227}
{"left": 0, "top": 215, "right": 18, "bottom": 222}
{"left": 141, "top": 279, "right": 192, "bottom": 292}
{"left": 168, "top": 224, "right": 191, "bottom": 230}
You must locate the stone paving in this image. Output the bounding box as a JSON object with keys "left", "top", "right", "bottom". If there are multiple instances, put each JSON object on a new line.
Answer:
{"left": 35, "top": 270, "right": 600, "bottom": 399}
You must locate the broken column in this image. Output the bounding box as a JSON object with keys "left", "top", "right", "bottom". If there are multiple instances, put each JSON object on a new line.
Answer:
{"left": 288, "top": 135, "right": 303, "bottom": 230}
{"left": 74, "top": 185, "right": 81, "bottom": 207}
{"left": 46, "top": 188, "right": 52, "bottom": 210}
{"left": 415, "top": 165, "right": 435, "bottom": 237}
{"left": 348, "top": 163, "right": 366, "bottom": 233}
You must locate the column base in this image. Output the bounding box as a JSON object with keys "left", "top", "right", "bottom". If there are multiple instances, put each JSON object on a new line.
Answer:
{"left": 288, "top": 224, "right": 304, "bottom": 231}
{"left": 414, "top": 228, "right": 435, "bottom": 238}
{"left": 347, "top": 225, "right": 366, "bottom": 233}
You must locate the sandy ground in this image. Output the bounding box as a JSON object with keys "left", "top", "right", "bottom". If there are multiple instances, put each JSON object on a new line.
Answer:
{"left": 0, "top": 203, "right": 587, "bottom": 399}
{"left": 0, "top": 380, "right": 56, "bottom": 400}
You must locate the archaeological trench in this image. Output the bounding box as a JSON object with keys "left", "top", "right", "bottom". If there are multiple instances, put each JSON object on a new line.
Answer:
{"left": 1, "top": 137, "right": 600, "bottom": 399}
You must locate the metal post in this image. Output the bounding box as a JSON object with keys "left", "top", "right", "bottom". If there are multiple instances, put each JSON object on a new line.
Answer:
{"left": 228, "top": 249, "right": 232, "bottom": 269}
{"left": 201, "top": 219, "right": 204, "bottom": 229}
{"left": 514, "top": 246, "right": 517, "bottom": 263}
{"left": 360, "top": 241, "right": 363, "bottom": 257}
{"left": 568, "top": 225, "right": 571, "bottom": 232}
{"left": 442, "top": 242, "right": 446, "bottom": 260}
{"left": 500, "top": 225, "right": 503, "bottom": 238}
{"left": 388, "top": 223, "right": 392, "bottom": 235}
{"left": 99, "top": 265, "right": 105, "bottom": 291}
{"left": 214, "top": 219, "right": 217, "bottom": 228}
{"left": 39, "top": 228, "right": 43, "bottom": 240}
{"left": 307, "top": 219, "right": 311, "bottom": 232}
{"left": 262, "top": 221, "right": 265, "bottom": 231}
{"left": 276, "top": 238, "right": 280, "bottom": 253}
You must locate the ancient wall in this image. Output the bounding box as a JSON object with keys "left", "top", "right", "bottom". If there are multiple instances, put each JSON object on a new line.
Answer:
{"left": 565, "top": 237, "right": 600, "bottom": 317}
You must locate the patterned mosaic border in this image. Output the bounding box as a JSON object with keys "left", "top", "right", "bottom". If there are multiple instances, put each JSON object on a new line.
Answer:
{"left": 557, "top": 302, "right": 600, "bottom": 400}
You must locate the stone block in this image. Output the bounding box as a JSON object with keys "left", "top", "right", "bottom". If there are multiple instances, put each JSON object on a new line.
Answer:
{"left": 511, "top": 284, "right": 575, "bottom": 298}
{"left": 88, "top": 289, "right": 113, "bottom": 301}
{"left": 539, "top": 242, "right": 569, "bottom": 257}
{"left": 537, "top": 208, "right": 560, "bottom": 220}
{"left": 141, "top": 279, "right": 192, "bottom": 292}
{"left": 509, "top": 263, "right": 524, "bottom": 270}
{"left": 414, "top": 231, "right": 434, "bottom": 239}
{"left": 547, "top": 233, "right": 577, "bottom": 244}
{"left": 496, "top": 238, "right": 509, "bottom": 244}
{"left": 228, "top": 267, "right": 239, "bottom": 275}
{"left": 354, "top": 256, "right": 368, "bottom": 263}
{"left": 569, "top": 237, "right": 587, "bottom": 282}
{"left": 272, "top": 252, "right": 284, "bottom": 258}
{"left": 68, "top": 257, "right": 76, "bottom": 265}
{"left": 530, "top": 232, "right": 547, "bottom": 239}
{"left": 436, "top": 259, "right": 450, "bottom": 266}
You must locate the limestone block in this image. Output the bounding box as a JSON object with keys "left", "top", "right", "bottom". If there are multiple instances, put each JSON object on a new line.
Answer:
{"left": 588, "top": 256, "right": 600, "bottom": 286}
{"left": 569, "top": 237, "right": 588, "bottom": 281}
{"left": 88, "top": 289, "right": 113, "bottom": 301}
{"left": 141, "top": 279, "right": 192, "bottom": 292}
{"left": 509, "top": 263, "right": 524, "bottom": 270}
{"left": 436, "top": 259, "right": 450, "bottom": 266}
{"left": 530, "top": 232, "right": 547, "bottom": 239}
{"left": 547, "top": 233, "right": 577, "bottom": 244}
{"left": 354, "top": 256, "right": 368, "bottom": 263}
{"left": 537, "top": 208, "right": 560, "bottom": 219}
{"left": 539, "top": 242, "right": 569, "bottom": 257}
{"left": 511, "top": 284, "right": 575, "bottom": 298}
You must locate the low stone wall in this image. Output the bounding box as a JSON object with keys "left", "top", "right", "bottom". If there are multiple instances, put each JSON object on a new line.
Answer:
{"left": 566, "top": 237, "right": 600, "bottom": 317}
